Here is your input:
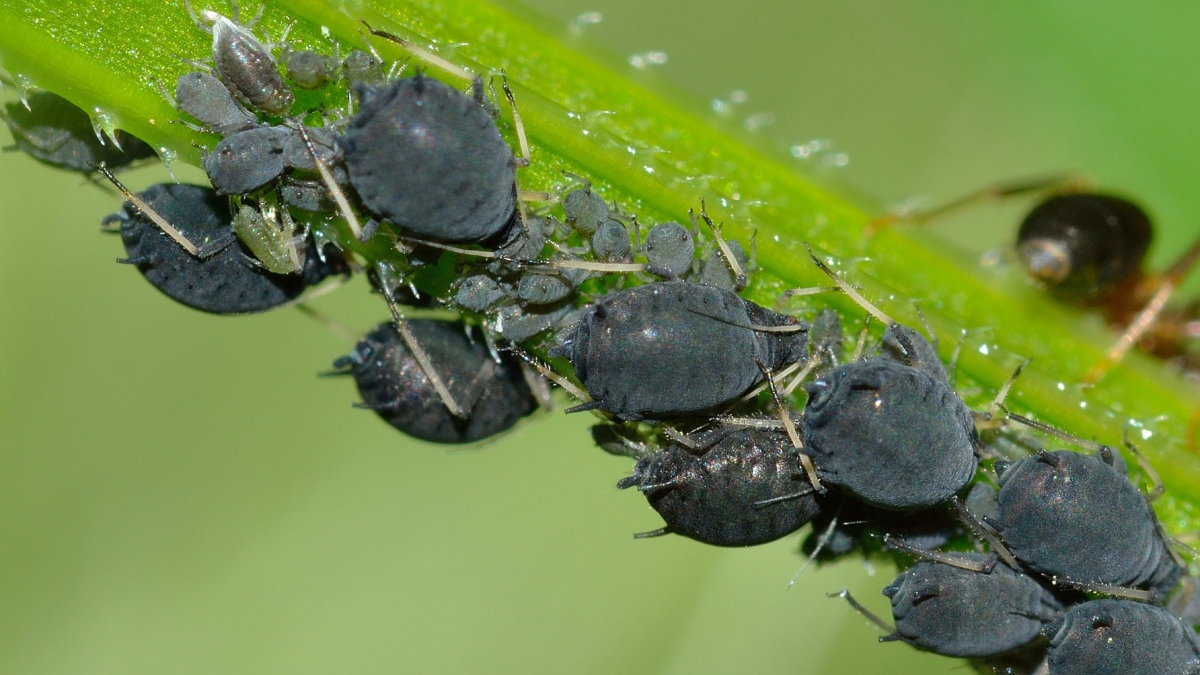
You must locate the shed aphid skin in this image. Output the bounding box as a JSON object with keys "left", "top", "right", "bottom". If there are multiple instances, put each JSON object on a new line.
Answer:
{"left": 231, "top": 191, "right": 303, "bottom": 274}
{"left": 101, "top": 182, "right": 346, "bottom": 314}
{"left": 97, "top": 163, "right": 233, "bottom": 258}
{"left": 551, "top": 281, "right": 808, "bottom": 421}
{"left": 332, "top": 318, "right": 537, "bottom": 444}
{"left": 878, "top": 553, "right": 1064, "bottom": 659}
{"left": 184, "top": 0, "right": 294, "bottom": 116}
{"left": 799, "top": 244, "right": 980, "bottom": 510}
{"left": 615, "top": 425, "right": 822, "bottom": 547}
{"left": 1, "top": 92, "right": 157, "bottom": 172}
{"left": 1044, "top": 599, "right": 1200, "bottom": 675}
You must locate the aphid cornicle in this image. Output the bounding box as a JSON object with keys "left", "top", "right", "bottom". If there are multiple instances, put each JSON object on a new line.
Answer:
{"left": 990, "top": 448, "right": 1182, "bottom": 594}
{"left": 882, "top": 554, "right": 1063, "bottom": 659}
{"left": 103, "top": 183, "right": 345, "bottom": 314}
{"left": 339, "top": 74, "right": 518, "bottom": 244}
{"left": 333, "top": 320, "right": 537, "bottom": 444}
{"left": 187, "top": 2, "right": 294, "bottom": 116}
{"left": 617, "top": 426, "right": 822, "bottom": 547}
{"left": 1, "top": 92, "right": 157, "bottom": 172}
{"left": 1044, "top": 599, "right": 1200, "bottom": 675}
{"left": 554, "top": 281, "right": 808, "bottom": 421}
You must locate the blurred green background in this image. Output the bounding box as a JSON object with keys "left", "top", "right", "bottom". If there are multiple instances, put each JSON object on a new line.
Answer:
{"left": 3, "top": 1, "right": 1200, "bottom": 673}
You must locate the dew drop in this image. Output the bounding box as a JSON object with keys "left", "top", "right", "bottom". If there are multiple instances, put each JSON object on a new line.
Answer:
{"left": 978, "top": 344, "right": 990, "bottom": 355}
{"left": 569, "top": 11, "right": 602, "bottom": 36}
{"left": 159, "top": 147, "right": 180, "bottom": 183}
{"left": 15, "top": 73, "right": 33, "bottom": 110}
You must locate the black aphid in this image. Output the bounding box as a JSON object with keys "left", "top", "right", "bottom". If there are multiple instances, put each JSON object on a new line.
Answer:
{"left": 186, "top": 1, "right": 294, "bottom": 116}
{"left": 1, "top": 92, "right": 156, "bottom": 172}
{"left": 882, "top": 554, "right": 1063, "bottom": 658}
{"left": 992, "top": 448, "right": 1182, "bottom": 595}
{"left": 333, "top": 320, "right": 537, "bottom": 443}
{"left": 617, "top": 426, "right": 822, "bottom": 547}
{"left": 554, "top": 281, "right": 807, "bottom": 420}
{"left": 172, "top": 71, "right": 258, "bottom": 136}
{"left": 1044, "top": 599, "right": 1200, "bottom": 675}
{"left": 103, "top": 183, "right": 344, "bottom": 314}
{"left": 798, "top": 247, "right": 979, "bottom": 510}
{"left": 340, "top": 74, "right": 517, "bottom": 244}
{"left": 203, "top": 125, "right": 291, "bottom": 195}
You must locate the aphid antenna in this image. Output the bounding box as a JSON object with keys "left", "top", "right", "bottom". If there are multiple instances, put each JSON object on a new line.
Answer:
{"left": 947, "top": 328, "right": 968, "bottom": 391}
{"left": 950, "top": 495, "right": 1021, "bottom": 570}
{"left": 1052, "top": 576, "right": 1161, "bottom": 604}
{"left": 864, "top": 173, "right": 1088, "bottom": 235}
{"left": 1085, "top": 231, "right": 1200, "bottom": 383}
{"left": 682, "top": 307, "right": 807, "bottom": 334}
{"left": 691, "top": 201, "right": 746, "bottom": 289}
{"left": 758, "top": 358, "right": 823, "bottom": 493}
{"left": 1121, "top": 430, "right": 1165, "bottom": 502}
{"left": 882, "top": 535, "right": 994, "bottom": 573}
{"left": 849, "top": 315, "right": 873, "bottom": 362}
{"left": 382, "top": 284, "right": 467, "bottom": 419}
{"left": 716, "top": 416, "right": 785, "bottom": 429}
{"left": 785, "top": 508, "right": 842, "bottom": 590}
{"left": 782, "top": 358, "right": 820, "bottom": 398}
{"left": 94, "top": 162, "right": 232, "bottom": 258}
{"left": 499, "top": 72, "right": 531, "bottom": 166}
{"left": 293, "top": 123, "right": 364, "bottom": 240}
{"left": 772, "top": 286, "right": 842, "bottom": 312}
{"left": 827, "top": 589, "right": 896, "bottom": 636}
{"left": 804, "top": 242, "right": 896, "bottom": 326}
{"left": 528, "top": 259, "right": 647, "bottom": 273}
{"left": 502, "top": 342, "right": 592, "bottom": 404}
{"left": 559, "top": 170, "right": 591, "bottom": 190}
{"left": 752, "top": 487, "right": 815, "bottom": 509}
{"left": 399, "top": 236, "right": 500, "bottom": 259}
{"left": 293, "top": 302, "right": 360, "bottom": 343}
{"left": 360, "top": 20, "right": 476, "bottom": 83}
{"left": 983, "top": 359, "right": 1031, "bottom": 421}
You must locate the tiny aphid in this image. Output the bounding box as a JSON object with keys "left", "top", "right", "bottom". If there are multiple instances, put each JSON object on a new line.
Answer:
{"left": 231, "top": 195, "right": 304, "bottom": 274}
{"left": 170, "top": 71, "right": 258, "bottom": 136}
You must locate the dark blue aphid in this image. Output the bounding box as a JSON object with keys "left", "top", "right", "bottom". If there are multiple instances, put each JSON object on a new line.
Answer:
{"left": 103, "top": 183, "right": 344, "bottom": 314}
{"left": 333, "top": 320, "right": 537, "bottom": 443}
{"left": 556, "top": 281, "right": 807, "bottom": 420}
{"left": 203, "top": 125, "right": 291, "bottom": 195}
{"left": 883, "top": 554, "right": 1063, "bottom": 659}
{"left": 992, "top": 449, "right": 1182, "bottom": 595}
{"left": 340, "top": 74, "right": 517, "bottom": 244}
{"left": 799, "top": 248, "right": 978, "bottom": 510}
{"left": 2, "top": 92, "right": 156, "bottom": 172}
{"left": 1045, "top": 599, "right": 1200, "bottom": 675}
{"left": 617, "top": 426, "right": 821, "bottom": 547}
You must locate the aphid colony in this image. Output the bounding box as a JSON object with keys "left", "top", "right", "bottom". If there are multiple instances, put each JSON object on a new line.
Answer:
{"left": 6, "top": 5, "right": 1200, "bottom": 674}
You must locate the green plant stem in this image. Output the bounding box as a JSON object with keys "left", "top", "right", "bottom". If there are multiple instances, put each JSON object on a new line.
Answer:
{"left": 1, "top": 0, "right": 1199, "bottom": 530}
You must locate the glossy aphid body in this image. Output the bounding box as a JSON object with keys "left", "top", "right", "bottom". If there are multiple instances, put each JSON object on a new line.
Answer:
{"left": 990, "top": 449, "right": 1182, "bottom": 595}
{"left": 554, "top": 281, "right": 808, "bottom": 421}
{"left": 340, "top": 74, "right": 518, "bottom": 245}
{"left": 103, "top": 183, "right": 344, "bottom": 314}
{"left": 1044, "top": 599, "right": 1200, "bottom": 675}
{"left": 333, "top": 319, "right": 537, "bottom": 443}
{"left": 1, "top": 92, "right": 157, "bottom": 172}
{"left": 616, "top": 426, "right": 822, "bottom": 547}
{"left": 883, "top": 554, "right": 1063, "bottom": 659}
{"left": 186, "top": 1, "right": 294, "bottom": 116}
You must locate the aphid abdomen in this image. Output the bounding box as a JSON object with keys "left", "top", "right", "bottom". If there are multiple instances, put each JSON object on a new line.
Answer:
{"left": 1045, "top": 599, "right": 1200, "bottom": 675}
{"left": 803, "top": 360, "right": 977, "bottom": 510}
{"left": 341, "top": 77, "right": 516, "bottom": 244}
{"left": 210, "top": 16, "right": 293, "bottom": 115}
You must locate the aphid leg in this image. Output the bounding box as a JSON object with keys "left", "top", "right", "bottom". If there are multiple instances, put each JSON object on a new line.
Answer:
{"left": 293, "top": 303, "right": 360, "bottom": 343}
{"left": 382, "top": 285, "right": 467, "bottom": 419}
{"left": 1123, "top": 432, "right": 1165, "bottom": 501}
{"left": 865, "top": 173, "right": 1088, "bottom": 235}
{"left": 661, "top": 426, "right": 699, "bottom": 450}
{"left": 882, "top": 535, "right": 994, "bottom": 572}
{"left": 272, "top": 185, "right": 304, "bottom": 272}
{"left": 849, "top": 315, "right": 873, "bottom": 362}
{"left": 1168, "top": 576, "right": 1197, "bottom": 619}
{"left": 716, "top": 416, "right": 785, "bottom": 429}
{"left": 772, "top": 286, "right": 841, "bottom": 312}
{"left": 693, "top": 200, "right": 747, "bottom": 289}
{"left": 996, "top": 405, "right": 1113, "bottom": 455}
{"left": 781, "top": 359, "right": 819, "bottom": 398}
{"left": 980, "top": 359, "right": 1030, "bottom": 422}
{"left": 520, "top": 190, "right": 551, "bottom": 202}
{"left": 182, "top": 0, "right": 211, "bottom": 33}
{"left": 947, "top": 329, "right": 968, "bottom": 392}
{"left": 95, "top": 163, "right": 233, "bottom": 258}
{"left": 911, "top": 302, "right": 938, "bottom": 351}
{"left": 785, "top": 508, "right": 841, "bottom": 589}
{"left": 758, "top": 358, "right": 824, "bottom": 493}
{"left": 753, "top": 488, "right": 815, "bottom": 509}
{"left": 529, "top": 258, "right": 647, "bottom": 274}
{"left": 294, "top": 124, "right": 364, "bottom": 240}
{"left": 360, "top": 20, "right": 475, "bottom": 83}
{"left": 827, "top": 589, "right": 896, "bottom": 635}
{"left": 1053, "top": 577, "right": 1161, "bottom": 603}
{"left": 804, "top": 243, "right": 896, "bottom": 326}
{"left": 738, "top": 360, "right": 803, "bottom": 402}
{"left": 1085, "top": 231, "right": 1200, "bottom": 383}
{"left": 517, "top": 360, "right": 555, "bottom": 411}
{"left": 504, "top": 342, "right": 592, "bottom": 404}
{"left": 951, "top": 496, "right": 1021, "bottom": 570}
{"left": 399, "top": 236, "right": 498, "bottom": 259}
{"left": 499, "top": 72, "right": 531, "bottom": 166}
{"left": 632, "top": 528, "right": 670, "bottom": 540}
